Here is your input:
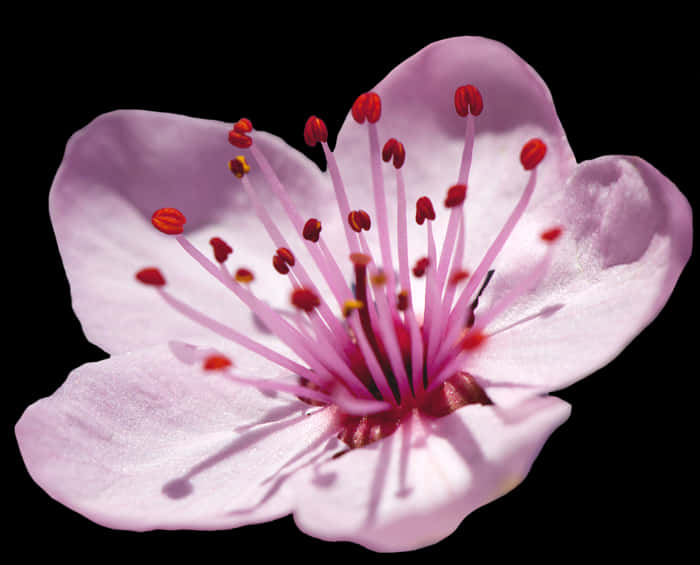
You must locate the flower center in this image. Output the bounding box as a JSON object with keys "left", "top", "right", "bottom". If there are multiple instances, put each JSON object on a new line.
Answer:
{"left": 136, "top": 86, "right": 562, "bottom": 450}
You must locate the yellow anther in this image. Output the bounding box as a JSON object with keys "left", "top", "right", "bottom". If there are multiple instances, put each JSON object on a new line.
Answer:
{"left": 234, "top": 268, "right": 255, "bottom": 283}
{"left": 342, "top": 299, "right": 364, "bottom": 318}
{"left": 228, "top": 155, "right": 251, "bottom": 178}
{"left": 370, "top": 271, "right": 387, "bottom": 286}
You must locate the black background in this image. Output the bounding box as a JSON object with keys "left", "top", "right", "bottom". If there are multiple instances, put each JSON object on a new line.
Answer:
{"left": 8, "top": 10, "right": 697, "bottom": 562}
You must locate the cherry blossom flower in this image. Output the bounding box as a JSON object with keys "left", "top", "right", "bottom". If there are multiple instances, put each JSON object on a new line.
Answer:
{"left": 15, "top": 36, "right": 692, "bottom": 552}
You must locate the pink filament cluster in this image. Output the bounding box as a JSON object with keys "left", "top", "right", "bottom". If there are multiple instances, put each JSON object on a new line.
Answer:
{"left": 138, "top": 85, "right": 560, "bottom": 427}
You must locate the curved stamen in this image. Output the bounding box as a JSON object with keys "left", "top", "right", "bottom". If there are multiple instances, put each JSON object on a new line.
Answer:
{"left": 435, "top": 143, "right": 545, "bottom": 370}
{"left": 246, "top": 138, "right": 354, "bottom": 310}
{"left": 236, "top": 172, "right": 348, "bottom": 344}
{"left": 153, "top": 286, "right": 329, "bottom": 387}
{"left": 173, "top": 234, "right": 372, "bottom": 396}
{"left": 204, "top": 354, "right": 390, "bottom": 416}
{"left": 428, "top": 228, "right": 562, "bottom": 392}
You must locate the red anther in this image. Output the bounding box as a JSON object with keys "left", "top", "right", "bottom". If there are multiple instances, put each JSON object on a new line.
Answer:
{"left": 540, "top": 226, "right": 563, "bottom": 243}
{"left": 397, "top": 290, "right": 409, "bottom": 311}
{"left": 461, "top": 329, "right": 487, "bottom": 351}
{"left": 454, "top": 85, "right": 483, "bottom": 117}
{"left": 348, "top": 209, "right": 371, "bottom": 232}
{"left": 520, "top": 138, "right": 547, "bottom": 170}
{"left": 350, "top": 253, "right": 371, "bottom": 267}
{"left": 352, "top": 92, "right": 382, "bottom": 124}
{"left": 276, "top": 247, "right": 295, "bottom": 266}
{"left": 151, "top": 208, "right": 186, "bottom": 235}
{"left": 302, "top": 218, "right": 322, "bottom": 242}
{"left": 415, "top": 196, "right": 436, "bottom": 225}
{"left": 135, "top": 267, "right": 166, "bottom": 286}
{"left": 382, "top": 138, "right": 397, "bottom": 162}
{"left": 382, "top": 138, "right": 406, "bottom": 169}
{"left": 235, "top": 268, "right": 255, "bottom": 283}
{"left": 209, "top": 237, "right": 233, "bottom": 263}
{"left": 412, "top": 256, "right": 430, "bottom": 278}
{"left": 203, "top": 354, "right": 233, "bottom": 371}
{"left": 444, "top": 184, "right": 467, "bottom": 208}
{"left": 228, "top": 129, "right": 253, "bottom": 148}
{"left": 303, "top": 116, "right": 328, "bottom": 147}
{"left": 449, "top": 269, "right": 470, "bottom": 285}
{"left": 348, "top": 211, "right": 362, "bottom": 233}
{"left": 291, "top": 288, "right": 321, "bottom": 312}
{"left": 233, "top": 118, "right": 253, "bottom": 134}
{"left": 272, "top": 254, "right": 290, "bottom": 275}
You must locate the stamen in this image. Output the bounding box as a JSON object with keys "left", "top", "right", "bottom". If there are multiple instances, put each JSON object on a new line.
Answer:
{"left": 348, "top": 210, "right": 371, "bottom": 232}
{"left": 157, "top": 286, "right": 329, "bottom": 387}
{"left": 291, "top": 288, "right": 321, "bottom": 313}
{"left": 444, "top": 184, "right": 467, "bottom": 208}
{"left": 454, "top": 85, "right": 483, "bottom": 117}
{"left": 396, "top": 290, "right": 409, "bottom": 311}
{"left": 424, "top": 189, "right": 467, "bottom": 367}
{"left": 135, "top": 267, "right": 166, "bottom": 286}
{"left": 304, "top": 116, "right": 328, "bottom": 147}
{"left": 303, "top": 218, "right": 322, "bottom": 242}
{"left": 541, "top": 226, "right": 563, "bottom": 242}
{"left": 233, "top": 118, "right": 253, "bottom": 133}
{"left": 415, "top": 196, "right": 436, "bottom": 225}
{"left": 520, "top": 138, "right": 547, "bottom": 170}
{"left": 350, "top": 253, "right": 372, "bottom": 267}
{"left": 151, "top": 208, "right": 186, "bottom": 235}
{"left": 276, "top": 247, "right": 295, "bottom": 266}
{"left": 342, "top": 299, "right": 364, "bottom": 318}
{"left": 431, "top": 228, "right": 561, "bottom": 393}
{"left": 472, "top": 235, "right": 558, "bottom": 331}
{"left": 273, "top": 254, "right": 290, "bottom": 275}
{"left": 412, "top": 257, "right": 429, "bottom": 277}
{"left": 454, "top": 85, "right": 482, "bottom": 185}
{"left": 438, "top": 138, "right": 548, "bottom": 367}
{"left": 460, "top": 329, "right": 487, "bottom": 351}
{"left": 352, "top": 92, "right": 382, "bottom": 124}
{"left": 228, "top": 155, "right": 251, "bottom": 178}
{"left": 449, "top": 269, "right": 470, "bottom": 285}
{"left": 209, "top": 237, "right": 233, "bottom": 263}
{"left": 235, "top": 169, "right": 349, "bottom": 342}
{"left": 370, "top": 271, "right": 387, "bottom": 286}
{"left": 171, "top": 235, "right": 371, "bottom": 395}
{"left": 363, "top": 108, "right": 398, "bottom": 314}
{"left": 321, "top": 143, "right": 360, "bottom": 253}
{"left": 235, "top": 268, "right": 255, "bottom": 283}
{"left": 203, "top": 354, "right": 233, "bottom": 371}
{"left": 245, "top": 142, "right": 354, "bottom": 316}
{"left": 382, "top": 138, "right": 406, "bottom": 169}
{"left": 228, "top": 130, "right": 253, "bottom": 148}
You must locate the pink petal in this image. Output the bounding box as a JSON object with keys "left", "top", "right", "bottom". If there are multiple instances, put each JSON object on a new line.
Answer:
{"left": 466, "top": 155, "right": 692, "bottom": 392}
{"left": 16, "top": 341, "right": 337, "bottom": 530}
{"left": 331, "top": 36, "right": 577, "bottom": 267}
{"left": 291, "top": 396, "right": 571, "bottom": 551}
{"left": 49, "top": 110, "right": 330, "bottom": 355}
